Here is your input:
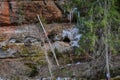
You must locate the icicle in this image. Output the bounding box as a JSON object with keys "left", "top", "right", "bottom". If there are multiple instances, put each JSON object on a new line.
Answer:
{"left": 74, "top": 34, "right": 82, "bottom": 42}
{"left": 106, "top": 73, "right": 110, "bottom": 80}
{"left": 70, "top": 41, "right": 79, "bottom": 47}
{"left": 70, "top": 27, "right": 79, "bottom": 36}
{"left": 62, "top": 30, "right": 72, "bottom": 40}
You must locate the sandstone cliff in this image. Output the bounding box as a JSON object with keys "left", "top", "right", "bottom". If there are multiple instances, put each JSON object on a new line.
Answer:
{"left": 0, "top": 1, "right": 63, "bottom": 24}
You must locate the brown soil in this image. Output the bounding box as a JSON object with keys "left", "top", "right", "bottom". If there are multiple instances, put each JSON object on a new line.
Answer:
{"left": 0, "top": 54, "right": 119, "bottom": 79}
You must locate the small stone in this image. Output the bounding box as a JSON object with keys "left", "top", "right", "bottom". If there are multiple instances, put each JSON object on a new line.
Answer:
{"left": 67, "top": 64, "right": 72, "bottom": 66}
{"left": 75, "top": 62, "right": 81, "bottom": 65}
{"left": 6, "top": 48, "right": 17, "bottom": 57}
{"left": 53, "top": 41, "right": 70, "bottom": 53}
{"left": 57, "top": 77, "right": 61, "bottom": 80}
{"left": 9, "top": 38, "right": 17, "bottom": 43}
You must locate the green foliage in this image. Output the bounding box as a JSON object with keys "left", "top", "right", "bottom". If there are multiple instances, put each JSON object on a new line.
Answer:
{"left": 18, "top": 45, "right": 47, "bottom": 66}
{"left": 65, "top": 0, "right": 120, "bottom": 54}
{"left": 25, "top": 63, "right": 38, "bottom": 77}
{"left": 10, "top": 76, "right": 20, "bottom": 80}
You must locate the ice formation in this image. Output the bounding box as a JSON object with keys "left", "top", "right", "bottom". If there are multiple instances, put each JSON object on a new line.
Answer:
{"left": 62, "top": 27, "right": 82, "bottom": 47}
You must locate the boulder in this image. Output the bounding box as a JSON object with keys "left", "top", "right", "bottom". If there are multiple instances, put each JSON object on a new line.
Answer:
{"left": 24, "top": 36, "right": 41, "bottom": 46}
{"left": 53, "top": 41, "right": 71, "bottom": 53}
{"left": 43, "top": 41, "right": 71, "bottom": 53}
{"left": 9, "top": 38, "right": 21, "bottom": 43}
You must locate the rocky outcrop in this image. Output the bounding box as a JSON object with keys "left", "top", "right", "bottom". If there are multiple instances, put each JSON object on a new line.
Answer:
{"left": 19, "top": 1, "right": 62, "bottom": 23}
{"left": 0, "top": 1, "right": 62, "bottom": 24}
{"left": 0, "top": 2, "right": 10, "bottom": 24}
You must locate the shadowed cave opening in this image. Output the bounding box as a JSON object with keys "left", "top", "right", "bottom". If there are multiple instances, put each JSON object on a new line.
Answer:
{"left": 63, "top": 36, "right": 70, "bottom": 43}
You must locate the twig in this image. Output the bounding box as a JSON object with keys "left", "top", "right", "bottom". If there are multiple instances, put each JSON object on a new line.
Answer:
{"left": 36, "top": 16, "right": 53, "bottom": 79}
{"left": 42, "top": 39, "right": 53, "bottom": 79}
{"left": 104, "top": 0, "right": 111, "bottom": 79}
{"left": 37, "top": 15, "right": 59, "bottom": 66}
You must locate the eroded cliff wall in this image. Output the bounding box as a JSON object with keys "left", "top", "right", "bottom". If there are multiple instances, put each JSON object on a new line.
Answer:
{"left": 0, "top": 1, "right": 62, "bottom": 24}
{"left": 0, "top": 1, "right": 10, "bottom": 24}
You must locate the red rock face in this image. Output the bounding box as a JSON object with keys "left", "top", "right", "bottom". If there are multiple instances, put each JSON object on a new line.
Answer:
{"left": 0, "top": 2, "right": 10, "bottom": 24}
{"left": 0, "top": 1, "right": 62, "bottom": 24}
